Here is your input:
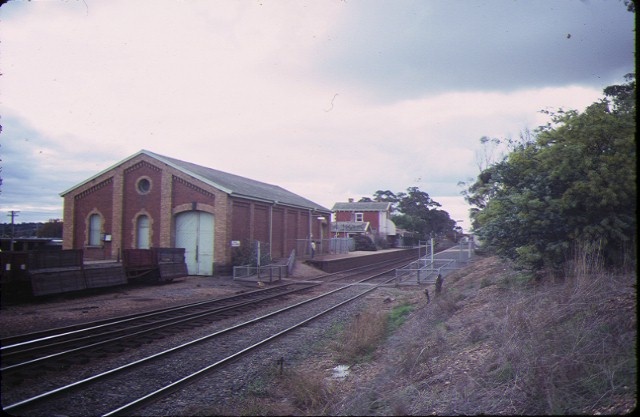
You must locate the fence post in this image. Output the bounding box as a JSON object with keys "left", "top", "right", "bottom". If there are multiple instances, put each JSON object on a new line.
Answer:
{"left": 430, "top": 238, "right": 435, "bottom": 265}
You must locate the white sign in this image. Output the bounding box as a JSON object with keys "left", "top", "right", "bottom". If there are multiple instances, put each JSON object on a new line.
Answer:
{"left": 231, "top": 240, "right": 241, "bottom": 247}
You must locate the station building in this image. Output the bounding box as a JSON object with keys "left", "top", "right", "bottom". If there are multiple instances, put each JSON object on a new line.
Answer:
{"left": 332, "top": 200, "right": 397, "bottom": 240}
{"left": 60, "top": 150, "right": 331, "bottom": 275}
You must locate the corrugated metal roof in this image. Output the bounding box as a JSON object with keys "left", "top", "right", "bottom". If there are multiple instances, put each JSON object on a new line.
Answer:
{"left": 331, "top": 201, "right": 391, "bottom": 211}
{"left": 62, "top": 150, "right": 330, "bottom": 212}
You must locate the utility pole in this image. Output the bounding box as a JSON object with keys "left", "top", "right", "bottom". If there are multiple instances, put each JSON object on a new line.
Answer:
{"left": 8, "top": 210, "right": 19, "bottom": 251}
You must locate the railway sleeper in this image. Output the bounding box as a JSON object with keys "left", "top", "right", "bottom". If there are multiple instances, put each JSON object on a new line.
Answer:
{"left": 99, "top": 345, "right": 127, "bottom": 354}
{"left": 43, "top": 360, "right": 71, "bottom": 371}
{"left": 135, "top": 336, "right": 157, "bottom": 345}
{"left": 65, "top": 354, "right": 91, "bottom": 365}
{"left": 2, "top": 371, "right": 26, "bottom": 386}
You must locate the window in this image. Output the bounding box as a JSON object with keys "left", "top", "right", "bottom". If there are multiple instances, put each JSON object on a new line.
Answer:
{"left": 355, "top": 212, "right": 364, "bottom": 222}
{"left": 137, "top": 177, "right": 151, "bottom": 194}
{"left": 88, "top": 214, "right": 102, "bottom": 246}
{"left": 136, "top": 215, "right": 150, "bottom": 249}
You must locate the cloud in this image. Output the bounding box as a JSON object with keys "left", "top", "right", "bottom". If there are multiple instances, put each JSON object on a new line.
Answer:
{"left": 0, "top": 0, "right": 633, "bottom": 228}
{"left": 315, "top": 0, "right": 634, "bottom": 101}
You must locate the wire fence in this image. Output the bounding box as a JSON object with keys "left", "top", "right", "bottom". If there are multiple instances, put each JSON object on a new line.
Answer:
{"left": 295, "top": 237, "right": 353, "bottom": 258}
{"left": 395, "top": 240, "right": 475, "bottom": 285}
{"left": 233, "top": 249, "right": 297, "bottom": 283}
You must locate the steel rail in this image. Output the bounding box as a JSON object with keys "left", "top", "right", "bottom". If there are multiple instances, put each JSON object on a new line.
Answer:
{"left": 0, "top": 283, "right": 321, "bottom": 374}
{"left": 3, "top": 265, "right": 400, "bottom": 415}
{"left": 1, "top": 258, "right": 410, "bottom": 373}
{"left": 106, "top": 274, "right": 397, "bottom": 416}
{"left": 1, "top": 284, "right": 296, "bottom": 350}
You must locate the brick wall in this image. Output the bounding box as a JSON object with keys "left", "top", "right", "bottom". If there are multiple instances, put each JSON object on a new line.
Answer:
{"left": 62, "top": 153, "right": 329, "bottom": 271}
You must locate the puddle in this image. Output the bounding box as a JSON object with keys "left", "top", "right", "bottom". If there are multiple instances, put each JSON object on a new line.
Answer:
{"left": 332, "top": 365, "right": 350, "bottom": 379}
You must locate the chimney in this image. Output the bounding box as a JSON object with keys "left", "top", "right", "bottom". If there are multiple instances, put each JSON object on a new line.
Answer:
{"left": 348, "top": 198, "right": 354, "bottom": 203}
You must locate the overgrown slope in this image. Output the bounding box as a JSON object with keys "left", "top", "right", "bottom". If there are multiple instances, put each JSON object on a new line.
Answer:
{"left": 203, "top": 255, "right": 637, "bottom": 415}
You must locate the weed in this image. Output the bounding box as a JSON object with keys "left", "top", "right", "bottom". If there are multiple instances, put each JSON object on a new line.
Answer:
{"left": 484, "top": 266, "right": 637, "bottom": 414}
{"left": 468, "top": 325, "right": 485, "bottom": 344}
{"left": 492, "top": 361, "right": 514, "bottom": 382}
{"left": 432, "top": 292, "right": 459, "bottom": 323}
{"left": 387, "top": 303, "right": 415, "bottom": 332}
{"left": 337, "top": 308, "right": 388, "bottom": 362}
{"left": 281, "top": 369, "right": 334, "bottom": 411}
{"left": 246, "top": 377, "right": 268, "bottom": 397}
{"left": 479, "top": 276, "right": 492, "bottom": 288}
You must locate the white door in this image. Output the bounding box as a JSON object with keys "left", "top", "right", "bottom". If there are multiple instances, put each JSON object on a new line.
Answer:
{"left": 136, "top": 215, "right": 150, "bottom": 249}
{"left": 175, "top": 211, "right": 214, "bottom": 275}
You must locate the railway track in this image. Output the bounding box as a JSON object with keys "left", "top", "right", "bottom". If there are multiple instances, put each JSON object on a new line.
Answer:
{"left": 0, "top": 283, "right": 320, "bottom": 380}
{"left": 1, "top": 259, "right": 408, "bottom": 416}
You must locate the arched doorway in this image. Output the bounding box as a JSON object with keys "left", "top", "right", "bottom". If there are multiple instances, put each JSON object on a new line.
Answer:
{"left": 175, "top": 211, "right": 214, "bottom": 275}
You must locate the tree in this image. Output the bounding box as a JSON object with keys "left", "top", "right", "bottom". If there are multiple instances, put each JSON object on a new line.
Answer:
{"left": 392, "top": 187, "right": 456, "bottom": 240}
{"left": 363, "top": 190, "right": 400, "bottom": 214}
{"left": 37, "top": 219, "right": 63, "bottom": 238}
{"left": 396, "top": 187, "right": 441, "bottom": 217}
{"left": 468, "top": 75, "right": 636, "bottom": 272}
{"left": 358, "top": 187, "right": 457, "bottom": 240}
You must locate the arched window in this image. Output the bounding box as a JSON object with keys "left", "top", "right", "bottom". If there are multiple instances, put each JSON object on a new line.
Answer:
{"left": 88, "top": 214, "right": 102, "bottom": 246}
{"left": 136, "top": 215, "right": 150, "bottom": 249}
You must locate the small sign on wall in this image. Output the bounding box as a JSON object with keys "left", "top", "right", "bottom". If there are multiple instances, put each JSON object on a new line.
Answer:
{"left": 231, "top": 240, "right": 241, "bottom": 247}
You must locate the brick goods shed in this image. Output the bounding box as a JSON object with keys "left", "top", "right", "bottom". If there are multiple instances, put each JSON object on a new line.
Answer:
{"left": 61, "top": 150, "right": 331, "bottom": 275}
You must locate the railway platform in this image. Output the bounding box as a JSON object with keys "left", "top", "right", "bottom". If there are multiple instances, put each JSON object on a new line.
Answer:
{"left": 305, "top": 247, "right": 420, "bottom": 273}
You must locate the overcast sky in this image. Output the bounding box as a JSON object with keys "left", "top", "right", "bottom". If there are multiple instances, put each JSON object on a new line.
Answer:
{"left": 0, "top": 0, "right": 635, "bottom": 231}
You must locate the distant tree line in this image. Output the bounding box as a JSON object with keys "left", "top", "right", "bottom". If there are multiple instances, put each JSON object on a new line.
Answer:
{"left": 0, "top": 219, "right": 63, "bottom": 239}
{"left": 463, "top": 74, "right": 636, "bottom": 274}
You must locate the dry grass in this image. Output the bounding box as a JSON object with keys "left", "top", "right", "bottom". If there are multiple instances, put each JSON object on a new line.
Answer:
{"left": 333, "top": 307, "right": 389, "bottom": 363}
{"left": 403, "top": 254, "right": 637, "bottom": 415}
{"left": 487, "top": 266, "right": 637, "bottom": 414}
{"left": 280, "top": 368, "right": 336, "bottom": 412}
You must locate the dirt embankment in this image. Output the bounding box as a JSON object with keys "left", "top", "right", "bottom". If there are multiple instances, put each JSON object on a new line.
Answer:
{"left": 221, "top": 255, "right": 636, "bottom": 415}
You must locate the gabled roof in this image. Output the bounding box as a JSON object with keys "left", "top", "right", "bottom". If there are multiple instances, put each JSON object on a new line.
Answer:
{"left": 332, "top": 201, "right": 391, "bottom": 212}
{"left": 61, "top": 150, "right": 330, "bottom": 212}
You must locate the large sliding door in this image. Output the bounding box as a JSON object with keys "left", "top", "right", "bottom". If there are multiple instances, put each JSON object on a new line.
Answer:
{"left": 175, "top": 211, "right": 214, "bottom": 275}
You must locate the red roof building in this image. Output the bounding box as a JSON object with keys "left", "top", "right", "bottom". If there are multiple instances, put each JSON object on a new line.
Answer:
{"left": 331, "top": 200, "right": 396, "bottom": 240}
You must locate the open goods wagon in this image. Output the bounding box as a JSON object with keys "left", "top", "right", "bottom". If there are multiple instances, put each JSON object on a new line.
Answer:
{"left": 122, "top": 247, "right": 188, "bottom": 282}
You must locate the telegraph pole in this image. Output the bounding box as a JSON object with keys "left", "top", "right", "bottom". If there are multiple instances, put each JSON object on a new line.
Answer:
{"left": 8, "top": 210, "right": 19, "bottom": 251}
